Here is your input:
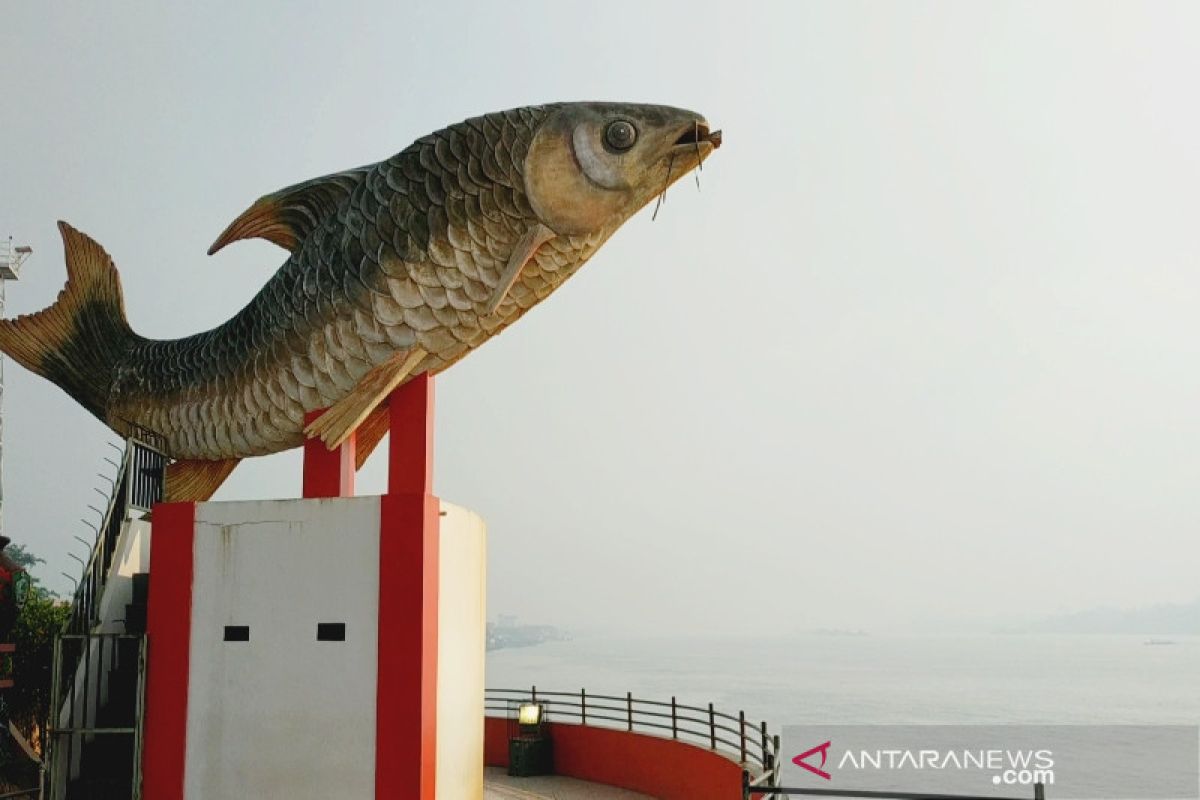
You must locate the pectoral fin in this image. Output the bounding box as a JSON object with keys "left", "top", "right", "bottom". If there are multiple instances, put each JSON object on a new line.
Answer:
{"left": 164, "top": 458, "right": 241, "bottom": 503}
{"left": 208, "top": 166, "right": 372, "bottom": 256}
{"left": 354, "top": 403, "right": 391, "bottom": 470}
{"left": 485, "top": 224, "right": 555, "bottom": 315}
{"left": 304, "top": 348, "right": 427, "bottom": 449}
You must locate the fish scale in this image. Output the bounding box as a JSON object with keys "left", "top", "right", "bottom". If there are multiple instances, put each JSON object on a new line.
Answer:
{"left": 162, "top": 108, "right": 555, "bottom": 456}
{"left": 0, "top": 102, "right": 720, "bottom": 497}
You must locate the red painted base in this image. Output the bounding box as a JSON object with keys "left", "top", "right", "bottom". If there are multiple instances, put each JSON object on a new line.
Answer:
{"left": 387, "top": 373, "right": 434, "bottom": 496}
{"left": 302, "top": 411, "right": 356, "bottom": 498}
{"left": 143, "top": 502, "right": 197, "bottom": 800}
{"left": 144, "top": 379, "right": 439, "bottom": 800}
{"left": 377, "top": 373, "right": 439, "bottom": 800}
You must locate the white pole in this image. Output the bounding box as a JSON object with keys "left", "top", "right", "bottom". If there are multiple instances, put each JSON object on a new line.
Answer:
{"left": 0, "top": 236, "right": 32, "bottom": 543}
{"left": 0, "top": 237, "right": 9, "bottom": 542}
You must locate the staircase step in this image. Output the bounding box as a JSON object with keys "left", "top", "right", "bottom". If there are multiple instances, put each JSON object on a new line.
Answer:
{"left": 131, "top": 573, "right": 150, "bottom": 605}
{"left": 124, "top": 603, "right": 147, "bottom": 634}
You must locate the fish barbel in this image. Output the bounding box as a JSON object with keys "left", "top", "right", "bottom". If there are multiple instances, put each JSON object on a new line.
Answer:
{"left": 0, "top": 102, "right": 721, "bottom": 499}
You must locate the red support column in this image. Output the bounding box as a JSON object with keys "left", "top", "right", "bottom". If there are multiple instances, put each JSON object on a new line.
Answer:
{"left": 387, "top": 373, "right": 434, "bottom": 496}
{"left": 376, "top": 373, "right": 438, "bottom": 800}
{"left": 143, "top": 501, "right": 196, "bottom": 800}
{"left": 302, "top": 410, "right": 356, "bottom": 498}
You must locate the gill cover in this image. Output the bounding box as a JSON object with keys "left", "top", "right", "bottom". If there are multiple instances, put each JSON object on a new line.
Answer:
{"left": 523, "top": 106, "right": 636, "bottom": 235}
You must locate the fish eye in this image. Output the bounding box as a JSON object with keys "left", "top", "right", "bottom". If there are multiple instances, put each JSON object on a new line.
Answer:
{"left": 604, "top": 120, "right": 637, "bottom": 152}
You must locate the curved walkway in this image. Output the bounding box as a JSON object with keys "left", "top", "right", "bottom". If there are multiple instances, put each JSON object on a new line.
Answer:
{"left": 484, "top": 766, "right": 653, "bottom": 799}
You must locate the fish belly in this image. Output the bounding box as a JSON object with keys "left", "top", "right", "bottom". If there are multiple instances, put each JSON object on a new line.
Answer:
{"left": 123, "top": 237, "right": 602, "bottom": 461}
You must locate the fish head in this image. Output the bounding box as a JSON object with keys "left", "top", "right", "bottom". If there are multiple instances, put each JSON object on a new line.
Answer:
{"left": 523, "top": 102, "right": 721, "bottom": 236}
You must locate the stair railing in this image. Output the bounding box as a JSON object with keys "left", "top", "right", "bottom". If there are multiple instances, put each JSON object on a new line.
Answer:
{"left": 64, "top": 439, "right": 166, "bottom": 636}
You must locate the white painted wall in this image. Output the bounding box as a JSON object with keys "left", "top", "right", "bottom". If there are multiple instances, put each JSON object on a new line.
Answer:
{"left": 179, "top": 496, "right": 486, "bottom": 800}
{"left": 185, "top": 498, "right": 381, "bottom": 800}
{"left": 436, "top": 501, "right": 487, "bottom": 800}
{"left": 97, "top": 517, "right": 151, "bottom": 634}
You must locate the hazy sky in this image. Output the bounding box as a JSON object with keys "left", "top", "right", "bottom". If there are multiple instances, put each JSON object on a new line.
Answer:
{"left": 1, "top": 2, "right": 1197, "bottom": 634}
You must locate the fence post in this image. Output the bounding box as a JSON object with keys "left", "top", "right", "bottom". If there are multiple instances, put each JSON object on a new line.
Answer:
{"left": 531, "top": 684, "right": 536, "bottom": 704}
{"left": 740, "top": 710, "right": 747, "bottom": 763}
{"left": 709, "top": 702, "right": 716, "bottom": 749}
{"left": 742, "top": 769, "right": 751, "bottom": 800}
{"left": 581, "top": 688, "right": 587, "bottom": 725}
{"left": 48, "top": 635, "right": 62, "bottom": 764}
{"left": 627, "top": 691, "right": 633, "bottom": 732}
{"left": 123, "top": 446, "right": 132, "bottom": 508}
{"left": 81, "top": 632, "right": 92, "bottom": 744}
{"left": 134, "top": 636, "right": 149, "bottom": 798}
{"left": 671, "top": 696, "right": 678, "bottom": 739}
{"left": 128, "top": 443, "right": 139, "bottom": 508}
{"left": 1034, "top": 782, "right": 1045, "bottom": 800}
{"left": 772, "top": 734, "right": 780, "bottom": 780}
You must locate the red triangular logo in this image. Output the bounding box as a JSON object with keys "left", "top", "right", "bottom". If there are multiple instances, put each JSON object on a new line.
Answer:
{"left": 793, "top": 740, "right": 832, "bottom": 780}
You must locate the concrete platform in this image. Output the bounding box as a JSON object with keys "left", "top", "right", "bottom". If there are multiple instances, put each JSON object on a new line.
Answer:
{"left": 484, "top": 766, "right": 653, "bottom": 799}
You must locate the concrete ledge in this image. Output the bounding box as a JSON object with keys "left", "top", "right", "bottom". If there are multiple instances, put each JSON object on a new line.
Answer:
{"left": 484, "top": 718, "right": 744, "bottom": 800}
{"left": 484, "top": 766, "right": 650, "bottom": 798}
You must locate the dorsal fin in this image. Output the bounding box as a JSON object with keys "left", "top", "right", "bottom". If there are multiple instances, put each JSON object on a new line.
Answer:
{"left": 207, "top": 167, "right": 372, "bottom": 256}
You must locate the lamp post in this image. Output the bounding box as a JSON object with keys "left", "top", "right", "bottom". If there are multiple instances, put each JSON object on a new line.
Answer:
{"left": 0, "top": 237, "right": 33, "bottom": 543}
{"left": 508, "top": 701, "right": 552, "bottom": 777}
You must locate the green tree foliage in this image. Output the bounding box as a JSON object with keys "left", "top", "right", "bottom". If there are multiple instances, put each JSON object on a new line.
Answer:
{"left": 6, "top": 592, "right": 69, "bottom": 752}
{"left": 2, "top": 544, "right": 41, "bottom": 573}
{"left": 2, "top": 544, "right": 69, "bottom": 759}
{"left": 3, "top": 544, "right": 53, "bottom": 597}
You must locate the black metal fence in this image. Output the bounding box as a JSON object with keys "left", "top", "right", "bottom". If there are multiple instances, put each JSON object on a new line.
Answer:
{"left": 745, "top": 783, "right": 1046, "bottom": 800}
{"left": 47, "top": 634, "right": 146, "bottom": 800}
{"left": 49, "top": 438, "right": 162, "bottom": 798}
{"left": 65, "top": 440, "right": 165, "bottom": 635}
{"left": 743, "top": 770, "right": 1047, "bottom": 800}
{"left": 485, "top": 687, "right": 780, "bottom": 784}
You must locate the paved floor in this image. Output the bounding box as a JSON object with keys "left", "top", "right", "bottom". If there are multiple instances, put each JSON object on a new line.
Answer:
{"left": 484, "top": 767, "right": 654, "bottom": 799}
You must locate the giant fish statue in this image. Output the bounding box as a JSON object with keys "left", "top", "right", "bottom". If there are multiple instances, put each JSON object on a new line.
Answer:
{"left": 0, "top": 103, "right": 721, "bottom": 500}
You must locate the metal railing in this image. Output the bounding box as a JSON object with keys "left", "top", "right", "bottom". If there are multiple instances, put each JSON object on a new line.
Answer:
{"left": 44, "top": 437, "right": 161, "bottom": 799}
{"left": 65, "top": 440, "right": 165, "bottom": 635}
{"left": 47, "top": 634, "right": 146, "bottom": 800}
{"left": 744, "top": 779, "right": 1047, "bottom": 800}
{"left": 485, "top": 687, "right": 780, "bottom": 784}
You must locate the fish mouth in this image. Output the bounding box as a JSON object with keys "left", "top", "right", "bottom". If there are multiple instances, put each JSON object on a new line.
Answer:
{"left": 672, "top": 121, "right": 722, "bottom": 150}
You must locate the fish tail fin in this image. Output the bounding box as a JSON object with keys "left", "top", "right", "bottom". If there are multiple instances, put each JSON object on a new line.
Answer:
{"left": 0, "top": 221, "right": 135, "bottom": 418}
